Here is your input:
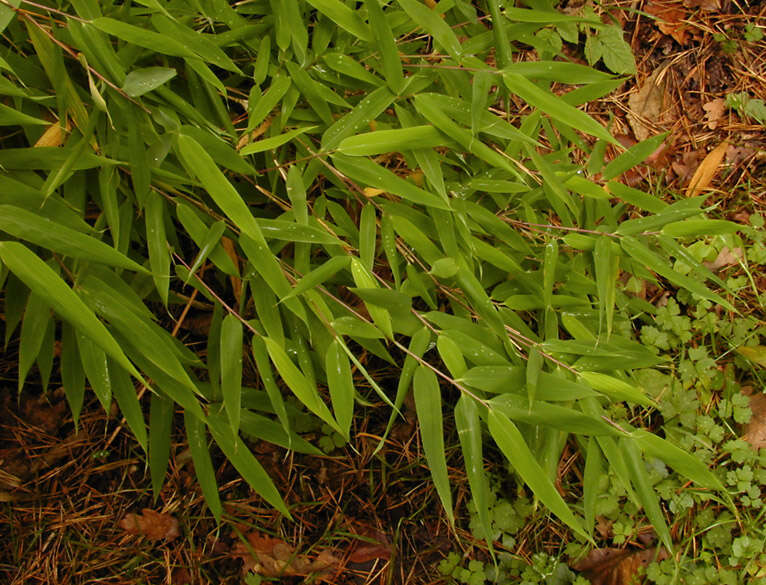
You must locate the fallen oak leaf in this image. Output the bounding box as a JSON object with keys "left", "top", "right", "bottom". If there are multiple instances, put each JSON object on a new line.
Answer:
{"left": 743, "top": 392, "right": 766, "bottom": 450}
{"left": 685, "top": 141, "right": 728, "bottom": 197}
{"left": 627, "top": 69, "right": 669, "bottom": 142}
{"left": 572, "top": 547, "right": 669, "bottom": 585}
{"left": 703, "top": 99, "right": 726, "bottom": 130}
{"left": 119, "top": 508, "right": 180, "bottom": 541}
{"left": 232, "top": 532, "right": 341, "bottom": 580}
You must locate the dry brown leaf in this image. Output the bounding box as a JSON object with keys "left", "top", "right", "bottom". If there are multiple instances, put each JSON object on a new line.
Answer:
{"left": 628, "top": 69, "right": 668, "bottom": 142}
{"left": 743, "top": 393, "right": 766, "bottom": 449}
{"left": 572, "top": 547, "right": 669, "bottom": 585}
{"left": 702, "top": 99, "right": 726, "bottom": 130}
{"left": 685, "top": 141, "right": 728, "bottom": 197}
{"left": 703, "top": 246, "right": 743, "bottom": 271}
{"left": 232, "top": 532, "right": 340, "bottom": 580}
{"left": 34, "top": 122, "right": 68, "bottom": 147}
{"left": 644, "top": 1, "right": 691, "bottom": 45}
{"left": 363, "top": 187, "right": 386, "bottom": 198}
{"left": 683, "top": 0, "right": 719, "bottom": 9}
{"left": 119, "top": 508, "right": 180, "bottom": 541}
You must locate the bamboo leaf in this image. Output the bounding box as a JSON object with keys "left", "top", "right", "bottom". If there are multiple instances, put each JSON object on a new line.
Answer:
{"left": 413, "top": 365, "right": 454, "bottom": 524}
{"left": 264, "top": 337, "right": 340, "bottom": 433}
{"left": 503, "top": 73, "right": 616, "bottom": 144}
{"left": 325, "top": 339, "right": 354, "bottom": 441}
{"left": 398, "top": 0, "right": 463, "bottom": 60}
{"left": 207, "top": 411, "right": 291, "bottom": 517}
{"left": 149, "top": 391, "right": 173, "bottom": 500}
{"left": 184, "top": 409, "right": 223, "bottom": 521}
{"left": 488, "top": 409, "right": 589, "bottom": 540}
{"left": 622, "top": 438, "right": 673, "bottom": 552}
{"left": 455, "top": 395, "right": 493, "bottom": 555}
{"left": 0, "top": 242, "right": 141, "bottom": 380}
{"left": 111, "top": 360, "right": 148, "bottom": 452}
{"left": 337, "top": 126, "right": 451, "bottom": 156}
{"left": 306, "top": 0, "right": 372, "bottom": 41}
{"left": 0, "top": 205, "right": 146, "bottom": 272}
{"left": 220, "top": 313, "right": 243, "bottom": 437}
{"left": 122, "top": 66, "right": 177, "bottom": 97}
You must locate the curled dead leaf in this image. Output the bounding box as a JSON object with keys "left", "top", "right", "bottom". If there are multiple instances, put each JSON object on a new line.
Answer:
{"left": 572, "top": 547, "right": 669, "bottom": 585}
{"left": 685, "top": 141, "right": 728, "bottom": 197}
{"left": 119, "top": 508, "right": 180, "bottom": 541}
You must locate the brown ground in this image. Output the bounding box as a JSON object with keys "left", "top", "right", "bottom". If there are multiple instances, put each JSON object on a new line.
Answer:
{"left": 1, "top": 1, "right": 764, "bottom": 584}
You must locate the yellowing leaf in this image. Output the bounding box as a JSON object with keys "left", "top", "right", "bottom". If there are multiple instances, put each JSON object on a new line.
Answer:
{"left": 685, "top": 141, "right": 728, "bottom": 197}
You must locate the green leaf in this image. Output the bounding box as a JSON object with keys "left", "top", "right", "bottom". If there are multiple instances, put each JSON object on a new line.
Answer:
{"left": 359, "top": 203, "right": 377, "bottom": 272}
{"left": 620, "top": 236, "right": 733, "bottom": 310}
{"left": 149, "top": 391, "right": 174, "bottom": 500}
{"left": 488, "top": 410, "right": 589, "bottom": 540}
{"left": 92, "top": 17, "right": 196, "bottom": 57}
{"left": 503, "top": 61, "right": 615, "bottom": 84}
{"left": 264, "top": 337, "right": 340, "bottom": 433}
{"left": 325, "top": 339, "right": 354, "bottom": 441}
{"left": 145, "top": 191, "right": 169, "bottom": 305}
{"left": 239, "top": 126, "right": 317, "bottom": 155}
{"left": 455, "top": 395, "right": 493, "bottom": 555}
{"left": 660, "top": 219, "right": 741, "bottom": 238}
{"left": 111, "top": 361, "right": 148, "bottom": 452}
{"left": 220, "top": 314, "right": 243, "bottom": 437}
{"left": 413, "top": 94, "right": 523, "bottom": 178}
{"left": 579, "top": 371, "right": 653, "bottom": 406}
{"left": 61, "top": 323, "right": 86, "bottom": 427}
{"left": 337, "top": 126, "right": 451, "bottom": 156}
{"left": 281, "top": 255, "right": 351, "bottom": 302}
{"left": 177, "top": 134, "right": 263, "bottom": 242}
{"left": 0, "top": 205, "right": 146, "bottom": 272}
{"left": 503, "top": 73, "right": 616, "bottom": 144}
{"left": 77, "top": 331, "right": 112, "bottom": 411}
{"left": 332, "top": 154, "right": 450, "bottom": 210}
{"left": 122, "top": 67, "right": 177, "bottom": 97}
{"left": 207, "top": 411, "right": 291, "bottom": 517}
{"left": 306, "top": 0, "right": 372, "bottom": 41}
{"left": 594, "top": 236, "right": 618, "bottom": 339}
{"left": 18, "top": 293, "right": 50, "bottom": 393}
{"left": 364, "top": 0, "right": 403, "bottom": 92}
{"left": 186, "top": 221, "right": 227, "bottom": 284}
{"left": 184, "top": 409, "right": 223, "bottom": 521}
{"left": 583, "top": 438, "right": 601, "bottom": 535}
{"left": 413, "top": 366, "right": 454, "bottom": 524}
{"left": 602, "top": 133, "right": 668, "bottom": 181}
{"left": 597, "top": 26, "right": 636, "bottom": 75}
{"left": 0, "top": 242, "right": 141, "bottom": 380}
{"left": 0, "top": 103, "right": 49, "bottom": 126}
{"left": 398, "top": 0, "right": 463, "bottom": 60}
{"left": 622, "top": 438, "right": 673, "bottom": 552}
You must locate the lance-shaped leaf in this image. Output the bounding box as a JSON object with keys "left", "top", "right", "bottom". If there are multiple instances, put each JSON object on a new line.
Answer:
{"left": 325, "top": 339, "right": 354, "bottom": 441}
{"left": 0, "top": 242, "right": 141, "bottom": 381}
{"left": 220, "top": 313, "right": 243, "bottom": 437}
{"left": 455, "top": 395, "right": 493, "bottom": 555}
{"left": 184, "top": 410, "right": 223, "bottom": 522}
{"left": 0, "top": 205, "right": 146, "bottom": 272}
{"left": 413, "top": 366, "right": 454, "bottom": 525}
{"left": 488, "top": 409, "right": 590, "bottom": 541}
